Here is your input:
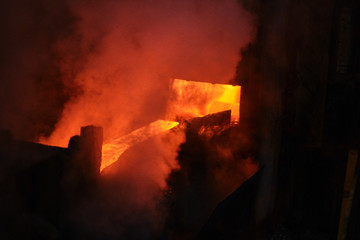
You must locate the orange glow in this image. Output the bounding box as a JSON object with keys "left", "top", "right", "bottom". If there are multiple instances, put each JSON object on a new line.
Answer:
{"left": 101, "top": 120, "right": 179, "bottom": 171}
{"left": 168, "top": 79, "right": 241, "bottom": 122}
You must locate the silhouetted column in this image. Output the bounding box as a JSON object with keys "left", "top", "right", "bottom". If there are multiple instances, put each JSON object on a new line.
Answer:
{"left": 80, "top": 125, "right": 103, "bottom": 181}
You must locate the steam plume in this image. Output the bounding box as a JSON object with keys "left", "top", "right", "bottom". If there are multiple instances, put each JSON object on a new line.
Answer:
{"left": 0, "top": 0, "right": 256, "bottom": 239}
{"left": 40, "top": 0, "right": 255, "bottom": 146}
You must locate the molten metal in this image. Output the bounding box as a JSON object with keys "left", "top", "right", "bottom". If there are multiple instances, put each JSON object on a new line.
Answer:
{"left": 101, "top": 120, "right": 179, "bottom": 171}
{"left": 168, "top": 79, "right": 241, "bottom": 122}
{"left": 101, "top": 79, "right": 241, "bottom": 171}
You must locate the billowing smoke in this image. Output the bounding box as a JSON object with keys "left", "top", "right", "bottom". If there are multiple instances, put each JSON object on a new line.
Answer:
{"left": 39, "top": 0, "right": 255, "bottom": 147}
{"left": 43, "top": 2, "right": 256, "bottom": 235}
{"left": 0, "top": 0, "right": 256, "bottom": 239}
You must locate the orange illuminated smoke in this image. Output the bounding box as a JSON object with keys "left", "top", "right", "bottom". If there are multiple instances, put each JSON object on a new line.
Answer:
{"left": 168, "top": 79, "right": 241, "bottom": 122}
{"left": 101, "top": 120, "right": 179, "bottom": 171}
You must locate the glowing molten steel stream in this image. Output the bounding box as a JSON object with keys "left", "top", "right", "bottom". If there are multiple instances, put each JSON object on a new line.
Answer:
{"left": 101, "top": 79, "right": 241, "bottom": 172}
{"left": 101, "top": 120, "right": 179, "bottom": 171}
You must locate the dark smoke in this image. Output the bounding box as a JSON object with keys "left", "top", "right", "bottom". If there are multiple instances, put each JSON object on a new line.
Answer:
{"left": 162, "top": 125, "right": 259, "bottom": 239}
{"left": 0, "top": 0, "right": 84, "bottom": 141}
